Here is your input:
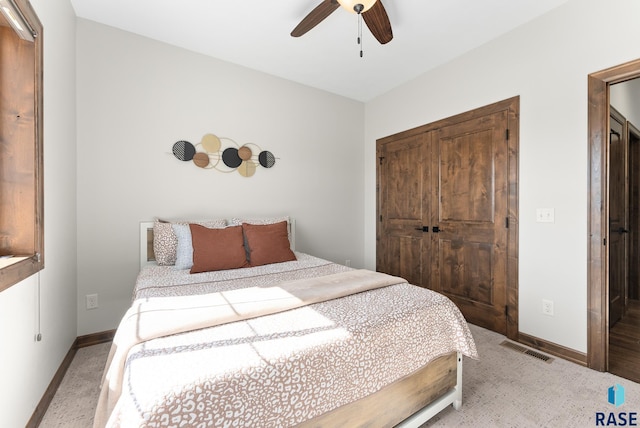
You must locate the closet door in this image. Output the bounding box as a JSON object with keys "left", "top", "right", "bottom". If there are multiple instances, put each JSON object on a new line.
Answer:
{"left": 429, "top": 111, "right": 509, "bottom": 334}
{"left": 377, "top": 133, "right": 430, "bottom": 286}
{"left": 376, "top": 97, "right": 518, "bottom": 337}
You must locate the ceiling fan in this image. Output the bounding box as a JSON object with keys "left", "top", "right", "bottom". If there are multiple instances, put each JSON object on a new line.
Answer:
{"left": 291, "top": 0, "right": 393, "bottom": 45}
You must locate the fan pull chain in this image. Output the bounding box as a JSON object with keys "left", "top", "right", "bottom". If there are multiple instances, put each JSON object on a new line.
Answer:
{"left": 358, "top": 12, "right": 363, "bottom": 57}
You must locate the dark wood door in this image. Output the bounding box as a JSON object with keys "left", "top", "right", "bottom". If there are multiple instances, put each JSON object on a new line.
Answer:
{"left": 377, "top": 133, "right": 429, "bottom": 286}
{"left": 609, "top": 108, "right": 628, "bottom": 327}
{"left": 377, "top": 99, "right": 517, "bottom": 337}
{"left": 628, "top": 123, "right": 640, "bottom": 301}
{"left": 429, "top": 111, "right": 509, "bottom": 334}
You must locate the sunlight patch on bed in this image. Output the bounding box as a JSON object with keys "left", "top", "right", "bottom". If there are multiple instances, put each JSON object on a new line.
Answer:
{"left": 252, "top": 327, "right": 351, "bottom": 360}
{"left": 126, "top": 321, "right": 349, "bottom": 407}
{"left": 246, "top": 306, "right": 337, "bottom": 335}
{"left": 126, "top": 343, "right": 269, "bottom": 406}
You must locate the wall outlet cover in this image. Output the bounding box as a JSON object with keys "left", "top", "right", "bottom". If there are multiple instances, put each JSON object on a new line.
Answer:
{"left": 86, "top": 294, "right": 98, "bottom": 310}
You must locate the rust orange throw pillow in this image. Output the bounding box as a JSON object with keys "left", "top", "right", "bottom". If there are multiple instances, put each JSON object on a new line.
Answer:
{"left": 242, "top": 221, "right": 296, "bottom": 267}
{"left": 189, "top": 224, "right": 248, "bottom": 273}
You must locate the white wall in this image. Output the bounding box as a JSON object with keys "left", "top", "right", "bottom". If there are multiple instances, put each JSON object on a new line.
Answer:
{"left": 364, "top": 0, "right": 640, "bottom": 353}
{"left": 0, "top": 0, "right": 78, "bottom": 426}
{"left": 76, "top": 20, "right": 365, "bottom": 334}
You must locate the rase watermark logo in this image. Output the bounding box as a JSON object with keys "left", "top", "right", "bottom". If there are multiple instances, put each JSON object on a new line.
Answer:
{"left": 610, "top": 384, "right": 626, "bottom": 408}
{"left": 596, "top": 384, "right": 637, "bottom": 426}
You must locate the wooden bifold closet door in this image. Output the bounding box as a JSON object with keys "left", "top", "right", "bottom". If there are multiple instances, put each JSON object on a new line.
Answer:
{"left": 376, "top": 98, "right": 519, "bottom": 337}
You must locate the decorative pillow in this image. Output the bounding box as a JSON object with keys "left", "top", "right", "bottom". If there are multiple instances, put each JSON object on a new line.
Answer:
{"left": 172, "top": 224, "right": 195, "bottom": 270}
{"left": 153, "top": 218, "right": 226, "bottom": 266}
{"left": 153, "top": 220, "right": 178, "bottom": 265}
{"left": 229, "top": 216, "right": 292, "bottom": 251}
{"left": 242, "top": 221, "right": 296, "bottom": 267}
{"left": 190, "top": 224, "right": 248, "bottom": 274}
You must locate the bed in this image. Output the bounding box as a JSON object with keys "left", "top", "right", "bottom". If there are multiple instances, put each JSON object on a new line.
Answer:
{"left": 94, "top": 218, "right": 477, "bottom": 427}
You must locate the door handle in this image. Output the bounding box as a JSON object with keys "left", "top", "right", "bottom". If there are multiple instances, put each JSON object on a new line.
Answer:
{"left": 617, "top": 227, "right": 629, "bottom": 234}
{"left": 415, "top": 226, "right": 429, "bottom": 232}
{"left": 432, "top": 226, "right": 440, "bottom": 233}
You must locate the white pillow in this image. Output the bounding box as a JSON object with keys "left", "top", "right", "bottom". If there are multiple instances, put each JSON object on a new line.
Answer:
{"left": 153, "top": 218, "right": 226, "bottom": 266}
{"left": 172, "top": 224, "right": 194, "bottom": 270}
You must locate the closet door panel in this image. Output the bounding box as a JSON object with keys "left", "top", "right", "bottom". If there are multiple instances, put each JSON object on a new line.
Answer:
{"left": 439, "top": 129, "right": 495, "bottom": 223}
{"left": 439, "top": 238, "right": 494, "bottom": 304}
{"left": 377, "top": 134, "right": 429, "bottom": 286}
{"left": 431, "top": 111, "right": 509, "bottom": 334}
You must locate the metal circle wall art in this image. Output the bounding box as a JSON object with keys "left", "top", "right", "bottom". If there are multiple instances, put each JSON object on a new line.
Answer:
{"left": 171, "top": 133, "right": 277, "bottom": 178}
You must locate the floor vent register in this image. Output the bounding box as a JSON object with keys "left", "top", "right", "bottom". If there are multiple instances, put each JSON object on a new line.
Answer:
{"left": 499, "top": 340, "right": 554, "bottom": 363}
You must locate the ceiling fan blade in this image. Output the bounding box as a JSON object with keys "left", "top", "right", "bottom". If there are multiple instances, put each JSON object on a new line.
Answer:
{"left": 362, "top": 0, "right": 393, "bottom": 44}
{"left": 291, "top": 0, "right": 340, "bottom": 37}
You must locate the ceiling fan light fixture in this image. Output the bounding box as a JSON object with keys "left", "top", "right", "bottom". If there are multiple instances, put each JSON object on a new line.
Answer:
{"left": 337, "top": 0, "right": 377, "bottom": 14}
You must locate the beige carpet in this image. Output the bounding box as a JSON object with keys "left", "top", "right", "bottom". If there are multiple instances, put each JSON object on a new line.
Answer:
{"left": 423, "top": 325, "right": 640, "bottom": 427}
{"left": 39, "top": 342, "right": 111, "bottom": 428}
{"left": 39, "top": 325, "right": 640, "bottom": 427}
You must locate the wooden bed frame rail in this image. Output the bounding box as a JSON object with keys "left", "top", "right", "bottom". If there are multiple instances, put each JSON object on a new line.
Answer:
{"left": 299, "top": 352, "right": 462, "bottom": 427}
{"left": 399, "top": 353, "right": 463, "bottom": 427}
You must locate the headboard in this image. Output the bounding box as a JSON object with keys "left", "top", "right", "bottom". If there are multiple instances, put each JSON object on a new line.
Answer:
{"left": 140, "top": 219, "right": 297, "bottom": 269}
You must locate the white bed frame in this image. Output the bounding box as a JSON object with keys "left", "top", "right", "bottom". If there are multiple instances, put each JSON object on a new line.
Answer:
{"left": 138, "top": 219, "right": 463, "bottom": 426}
{"left": 139, "top": 221, "right": 155, "bottom": 269}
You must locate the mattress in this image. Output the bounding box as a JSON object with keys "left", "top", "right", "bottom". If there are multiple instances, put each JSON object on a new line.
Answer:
{"left": 95, "top": 253, "right": 477, "bottom": 427}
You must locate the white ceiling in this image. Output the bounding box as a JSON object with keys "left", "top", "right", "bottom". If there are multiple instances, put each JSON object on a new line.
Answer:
{"left": 69, "top": 0, "right": 570, "bottom": 102}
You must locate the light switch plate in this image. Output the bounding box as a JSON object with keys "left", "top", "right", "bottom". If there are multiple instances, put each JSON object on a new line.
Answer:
{"left": 536, "top": 208, "right": 554, "bottom": 223}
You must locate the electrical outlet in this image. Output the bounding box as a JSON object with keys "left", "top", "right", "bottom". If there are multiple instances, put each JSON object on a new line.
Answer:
{"left": 542, "top": 299, "right": 554, "bottom": 316}
{"left": 86, "top": 294, "right": 98, "bottom": 310}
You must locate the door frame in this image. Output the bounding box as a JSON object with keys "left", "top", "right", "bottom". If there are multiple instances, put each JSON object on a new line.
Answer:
{"left": 588, "top": 58, "right": 640, "bottom": 371}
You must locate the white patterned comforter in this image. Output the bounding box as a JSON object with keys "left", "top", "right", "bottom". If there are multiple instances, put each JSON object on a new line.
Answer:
{"left": 98, "top": 253, "right": 477, "bottom": 427}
